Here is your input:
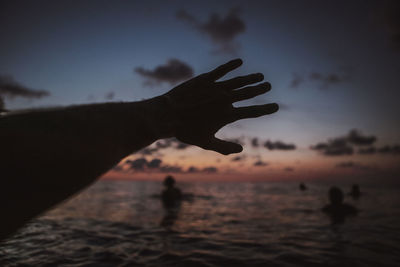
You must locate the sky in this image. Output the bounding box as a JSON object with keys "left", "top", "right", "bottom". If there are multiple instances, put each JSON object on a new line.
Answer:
{"left": 1, "top": 0, "right": 399, "bottom": 182}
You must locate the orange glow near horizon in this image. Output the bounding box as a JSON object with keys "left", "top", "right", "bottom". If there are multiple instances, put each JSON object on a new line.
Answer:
{"left": 97, "top": 135, "right": 400, "bottom": 183}
{"left": 101, "top": 147, "right": 399, "bottom": 182}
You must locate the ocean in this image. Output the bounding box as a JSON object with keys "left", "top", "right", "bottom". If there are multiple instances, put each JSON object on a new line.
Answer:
{"left": 1, "top": 180, "right": 399, "bottom": 266}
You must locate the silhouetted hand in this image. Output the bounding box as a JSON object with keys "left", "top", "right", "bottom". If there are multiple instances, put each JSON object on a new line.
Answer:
{"left": 164, "top": 59, "right": 278, "bottom": 155}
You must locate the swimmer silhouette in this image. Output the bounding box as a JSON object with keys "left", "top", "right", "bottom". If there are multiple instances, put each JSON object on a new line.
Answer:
{"left": 0, "top": 59, "right": 278, "bottom": 240}
{"left": 349, "top": 184, "right": 361, "bottom": 199}
{"left": 299, "top": 183, "right": 307, "bottom": 191}
{"left": 160, "top": 176, "right": 182, "bottom": 228}
{"left": 161, "top": 176, "right": 182, "bottom": 208}
{"left": 322, "top": 187, "right": 358, "bottom": 224}
{"left": 160, "top": 207, "right": 180, "bottom": 229}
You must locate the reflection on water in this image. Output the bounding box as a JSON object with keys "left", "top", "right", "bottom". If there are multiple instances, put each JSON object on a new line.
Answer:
{"left": 1, "top": 180, "right": 400, "bottom": 266}
{"left": 160, "top": 205, "right": 180, "bottom": 229}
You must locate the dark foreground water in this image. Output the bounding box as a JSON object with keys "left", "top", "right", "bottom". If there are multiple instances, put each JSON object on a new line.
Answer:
{"left": 1, "top": 180, "right": 400, "bottom": 266}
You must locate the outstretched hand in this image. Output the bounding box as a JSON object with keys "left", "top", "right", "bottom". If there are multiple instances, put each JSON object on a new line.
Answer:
{"left": 164, "top": 59, "right": 278, "bottom": 155}
{"left": 0, "top": 58, "right": 277, "bottom": 240}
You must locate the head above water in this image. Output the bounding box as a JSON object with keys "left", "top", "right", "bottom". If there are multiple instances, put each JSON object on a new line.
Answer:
{"left": 163, "top": 175, "right": 176, "bottom": 188}
{"left": 351, "top": 184, "right": 360, "bottom": 193}
{"left": 329, "top": 187, "right": 344, "bottom": 205}
{"left": 299, "top": 183, "right": 307, "bottom": 190}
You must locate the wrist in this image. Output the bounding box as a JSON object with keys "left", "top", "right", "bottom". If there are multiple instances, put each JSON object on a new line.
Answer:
{"left": 140, "top": 95, "right": 178, "bottom": 140}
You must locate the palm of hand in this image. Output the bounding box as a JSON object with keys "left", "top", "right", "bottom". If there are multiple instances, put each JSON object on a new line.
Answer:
{"left": 164, "top": 59, "right": 278, "bottom": 155}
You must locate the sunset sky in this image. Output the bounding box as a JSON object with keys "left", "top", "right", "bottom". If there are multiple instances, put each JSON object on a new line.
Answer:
{"left": 1, "top": 0, "right": 399, "bottom": 182}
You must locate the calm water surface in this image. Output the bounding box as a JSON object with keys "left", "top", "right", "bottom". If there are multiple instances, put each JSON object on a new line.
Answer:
{"left": 1, "top": 180, "right": 399, "bottom": 266}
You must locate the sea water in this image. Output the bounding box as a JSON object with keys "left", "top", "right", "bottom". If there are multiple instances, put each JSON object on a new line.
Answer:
{"left": 1, "top": 180, "right": 399, "bottom": 266}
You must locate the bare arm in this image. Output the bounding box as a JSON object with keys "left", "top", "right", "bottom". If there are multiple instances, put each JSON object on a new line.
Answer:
{"left": 0, "top": 59, "right": 278, "bottom": 239}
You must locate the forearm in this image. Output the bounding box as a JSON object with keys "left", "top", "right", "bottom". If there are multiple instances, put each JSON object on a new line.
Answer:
{"left": 0, "top": 58, "right": 278, "bottom": 240}
{"left": 0, "top": 96, "right": 173, "bottom": 239}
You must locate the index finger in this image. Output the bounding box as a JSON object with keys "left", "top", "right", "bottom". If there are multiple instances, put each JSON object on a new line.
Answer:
{"left": 231, "top": 103, "right": 279, "bottom": 122}
{"left": 207, "top": 59, "right": 243, "bottom": 81}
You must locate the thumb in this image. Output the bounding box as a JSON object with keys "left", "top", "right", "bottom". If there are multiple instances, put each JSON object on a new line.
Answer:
{"left": 204, "top": 137, "right": 243, "bottom": 155}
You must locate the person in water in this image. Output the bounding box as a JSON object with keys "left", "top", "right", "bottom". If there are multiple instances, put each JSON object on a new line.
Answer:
{"left": 0, "top": 59, "right": 278, "bottom": 240}
{"left": 161, "top": 176, "right": 182, "bottom": 208}
{"left": 299, "top": 183, "right": 307, "bottom": 191}
{"left": 322, "top": 187, "right": 358, "bottom": 224}
{"left": 160, "top": 176, "right": 182, "bottom": 228}
{"left": 349, "top": 184, "right": 361, "bottom": 199}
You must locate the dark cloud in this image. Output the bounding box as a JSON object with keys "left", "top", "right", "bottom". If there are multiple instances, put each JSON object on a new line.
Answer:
{"left": 159, "top": 165, "right": 183, "bottom": 173}
{"left": 176, "top": 142, "right": 190, "bottom": 150}
{"left": 231, "top": 155, "right": 245, "bottom": 162}
{"left": 311, "top": 129, "right": 377, "bottom": 156}
{"left": 137, "top": 138, "right": 191, "bottom": 156}
{"left": 284, "top": 167, "right": 294, "bottom": 172}
{"left": 137, "top": 147, "right": 160, "bottom": 156}
{"left": 311, "top": 137, "right": 354, "bottom": 156}
{"left": 264, "top": 140, "right": 296, "bottom": 151}
{"left": 135, "top": 59, "right": 193, "bottom": 85}
{"left": 202, "top": 167, "right": 218, "bottom": 173}
{"left": 254, "top": 160, "right": 268, "bottom": 166}
{"left": 357, "top": 145, "right": 400, "bottom": 155}
{"left": 126, "top": 158, "right": 149, "bottom": 171}
{"left": 0, "top": 75, "right": 50, "bottom": 99}
{"left": 290, "top": 71, "right": 350, "bottom": 89}
{"left": 122, "top": 157, "right": 218, "bottom": 174}
{"left": 156, "top": 139, "right": 174, "bottom": 149}
{"left": 347, "top": 129, "right": 376, "bottom": 146}
{"left": 148, "top": 158, "right": 162, "bottom": 169}
{"left": 358, "top": 147, "right": 376, "bottom": 155}
{"left": 290, "top": 73, "right": 305, "bottom": 88}
{"left": 176, "top": 8, "right": 245, "bottom": 53}
{"left": 105, "top": 92, "right": 115, "bottom": 100}
{"left": 310, "top": 72, "right": 344, "bottom": 85}
{"left": 124, "top": 157, "right": 183, "bottom": 173}
{"left": 377, "top": 145, "right": 400, "bottom": 155}
{"left": 187, "top": 166, "right": 200, "bottom": 173}
{"left": 157, "top": 138, "right": 192, "bottom": 150}
{"left": 186, "top": 166, "right": 218, "bottom": 173}
{"left": 251, "top": 137, "right": 259, "bottom": 148}
{"left": 335, "top": 161, "right": 376, "bottom": 171}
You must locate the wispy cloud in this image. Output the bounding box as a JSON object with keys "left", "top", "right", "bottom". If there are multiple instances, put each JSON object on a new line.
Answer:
{"left": 124, "top": 157, "right": 183, "bottom": 173}
{"left": 264, "top": 140, "right": 296, "bottom": 151}
{"left": 0, "top": 75, "right": 50, "bottom": 103}
{"left": 231, "top": 155, "right": 246, "bottom": 162}
{"left": 311, "top": 129, "right": 376, "bottom": 156}
{"left": 377, "top": 145, "right": 400, "bottom": 155}
{"left": 358, "top": 147, "right": 376, "bottom": 155}
{"left": 176, "top": 7, "right": 245, "bottom": 54}
{"left": 290, "top": 71, "right": 350, "bottom": 89}
{"left": 254, "top": 160, "right": 268, "bottom": 166}
{"left": 311, "top": 137, "right": 354, "bottom": 156}
{"left": 135, "top": 59, "right": 193, "bottom": 85}
{"left": 119, "top": 157, "right": 218, "bottom": 174}
{"left": 335, "top": 161, "right": 377, "bottom": 171}
{"left": 105, "top": 92, "right": 115, "bottom": 100}
{"left": 347, "top": 129, "right": 376, "bottom": 146}
{"left": 251, "top": 137, "right": 259, "bottom": 148}
{"left": 136, "top": 138, "right": 192, "bottom": 156}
